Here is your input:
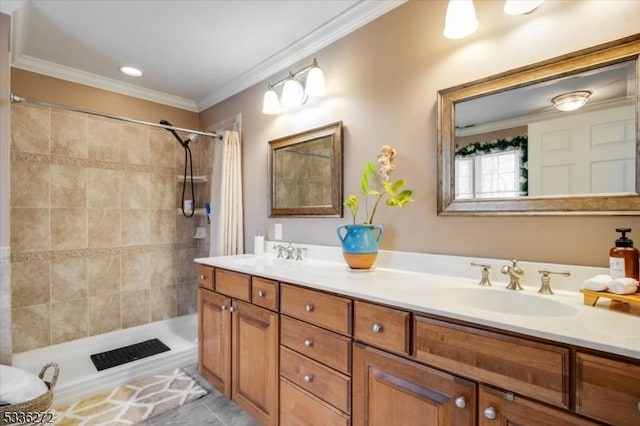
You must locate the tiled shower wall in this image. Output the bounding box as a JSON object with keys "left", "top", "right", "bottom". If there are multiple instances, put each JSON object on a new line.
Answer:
{"left": 10, "top": 104, "right": 212, "bottom": 353}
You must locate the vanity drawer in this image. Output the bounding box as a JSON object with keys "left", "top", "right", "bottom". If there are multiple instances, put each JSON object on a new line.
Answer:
{"left": 413, "top": 316, "right": 570, "bottom": 409}
{"left": 214, "top": 268, "right": 251, "bottom": 301}
{"left": 197, "top": 264, "right": 213, "bottom": 290}
{"left": 575, "top": 352, "right": 640, "bottom": 426}
{"left": 354, "top": 301, "right": 410, "bottom": 355}
{"left": 280, "top": 378, "right": 350, "bottom": 426}
{"left": 280, "top": 346, "right": 351, "bottom": 414}
{"left": 280, "top": 284, "right": 352, "bottom": 336}
{"left": 281, "top": 315, "right": 351, "bottom": 375}
{"left": 252, "top": 277, "right": 278, "bottom": 311}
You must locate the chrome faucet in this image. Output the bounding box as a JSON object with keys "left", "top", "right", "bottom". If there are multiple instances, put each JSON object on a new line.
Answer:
{"left": 273, "top": 241, "right": 304, "bottom": 260}
{"left": 501, "top": 259, "right": 524, "bottom": 290}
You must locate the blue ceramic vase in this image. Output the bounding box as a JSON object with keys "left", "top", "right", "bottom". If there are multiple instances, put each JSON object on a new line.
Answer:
{"left": 336, "top": 224, "right": 384, "bottom": 269}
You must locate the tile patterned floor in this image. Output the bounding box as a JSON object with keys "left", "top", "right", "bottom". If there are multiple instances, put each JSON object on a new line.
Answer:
{"left": 143, "top": 364, "right": 259, "bottom": 426}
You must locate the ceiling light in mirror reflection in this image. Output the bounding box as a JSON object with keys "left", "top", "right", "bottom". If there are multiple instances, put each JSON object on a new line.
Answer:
{"left": 551, "top": 91, "right": 592, "bottom": 112}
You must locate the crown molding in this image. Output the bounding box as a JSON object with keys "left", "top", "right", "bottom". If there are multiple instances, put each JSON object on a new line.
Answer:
{"left": 11, "top": 55, "right": 198, "bottom": 112}
{"left": 195, "top": 0, "right": 407, "bottom": 111}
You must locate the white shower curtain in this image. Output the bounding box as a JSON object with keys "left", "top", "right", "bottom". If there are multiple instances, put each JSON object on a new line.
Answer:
{"left": 209, "top": 130, "right": 244, "bottom": 256}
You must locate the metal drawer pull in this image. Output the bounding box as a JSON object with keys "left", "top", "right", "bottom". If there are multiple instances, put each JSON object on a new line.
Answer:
{"left": 304, "top": 339, "right": 313, "bottom": 347}
{"left": 305, "top": 304, "right": 314, "bottom": 313}
{"left": 454, "top": 396, "right": 466, "bottom": 409}
{"left": 303, "top": 374, "right": 313, "bottom": 383}
{"left": 372, "top": 323, "right": 383, "bottom": 333}
{"left": 199, "top": 275, "right": 206, "bottom": 280}
{"left": 257, "top": 290, "right": 266, "bottom": 297}
{"left": 220, "top": 305, "right": 227, "bottom": 311}
{"left": 483, "top": 406, "right": 496, "bottom": 420}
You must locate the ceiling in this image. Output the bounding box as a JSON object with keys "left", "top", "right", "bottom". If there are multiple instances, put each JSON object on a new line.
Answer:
{"left": 2, "top": 0, "right": 404, "bottom": 112}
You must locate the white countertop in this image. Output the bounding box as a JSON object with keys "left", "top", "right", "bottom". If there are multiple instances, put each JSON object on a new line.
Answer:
{"left": 195, "top": 248, "right": 640, "bottom": 360}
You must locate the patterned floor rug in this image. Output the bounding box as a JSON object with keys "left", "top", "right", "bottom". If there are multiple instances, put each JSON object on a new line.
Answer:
{"left": 52, "top": 368, "right": 207, "bottom": 425}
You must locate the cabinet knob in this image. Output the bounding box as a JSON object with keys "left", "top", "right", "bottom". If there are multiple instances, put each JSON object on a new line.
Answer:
{"left": 637, "top": 401, "right": 640, "bottom": 412}
{"left": 257, "top": 290, "right": 266, "bottom": 297}
{"left": 483, "top": 406, "right": 497, "bottom": 420}
{"left": 305, "top": 304, "right": 314, "bottom": 313}
{"left": 454, "top": 396, "right": 466, "bottom": 409}
{"left": 220, "top": 305, "right": 227, "bottom": 311}
{"left": 372, "top": 323, "right": 383, "bottom": 333}
{"left": 229, "top": 306, "right": 236, "bottom": 313}
{"left": 304, "top": 339, "right": 313, "bottom": 347}
{"left": 303, "top": 374, "right": 313, "bottom": 383}
{"left": 199, "top": 275, "right": 206, "bottom": 280}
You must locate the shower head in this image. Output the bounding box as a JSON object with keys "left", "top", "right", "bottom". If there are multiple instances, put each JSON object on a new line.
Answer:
{"left": 185, "top": 133, "right": 199, "bottom": 144}
{"left": 159, "top": 119, "right": 187, "bottom": 147}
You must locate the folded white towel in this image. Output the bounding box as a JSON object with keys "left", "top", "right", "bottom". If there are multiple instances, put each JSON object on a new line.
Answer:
{"left": 608, "top": 277, "right": 639, "bottom": 295}
{"left": 0, "top": 364, "right": 48, "bottom": 405}
{"left": 582, "top": 274, "right": 611, "bottom": 291}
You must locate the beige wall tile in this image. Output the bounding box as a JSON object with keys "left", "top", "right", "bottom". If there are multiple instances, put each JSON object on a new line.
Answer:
{"left": 88, "top": 116, "right": 120, "bottom": 162}
{"left": 51, "top": 257, "right": 87, "bottom": 302}
{"left": 51, "top": 298, "right": 88, "bottom": 344}
{"left": 51, "top": 110, "right": 87, "bottom": 158}
{"left": 149, "top": 128, "right": 176, "bottom": 168}
{"left": 176, "top": 215, "right": 195, "bottom": 243}
{"left": 11, "top": 260, "right": 50, "bottom": 308}
{"left": 121, "top": 289, "right": 149, "bottom": 328}
{"left": 176, "top": 247, "right": 198, "bottom": 283}
{"left": 121, "top": 171, "right": 150, "bottom": 209}
{"left": 50, "top": 163, "right": 87, "bottom": 208}
{"left": 89, "top": 294, "right": 120, "bottom": 335}
{"left": 120, "top": 124, "right": 149, "bottom": 165}
{"left": 88, "top": 209, "right": 121, "bottom": 248}
{"left": 150, "top": 209, "right": 176, "bottom": 244}
{"left": 12, "top": 304, "right": 50, "bottom": 352}
{"left": 121, "top": 252, "right": 150, "bottom": 292}
{"left": 88, "top": 168, "right": 120, "bottom": 208}
{"left": 11, "top": 104, "right": 50, "bottom": 154}
{"left": 10, "top": 208, "right": 49, "bottom": 253}
{"left": 177, "top": 281, "right": 197, "bottom": 316}
{"left": 149, "top": 174, "right": 176, "bottom": 209}
{"left": 10, "top": 159, "right": 49, "bottom": 207}
{"left": 51, "top": 208, "right": 87, "bottom": 250}
{"left": 150, "top": 250, "right": 175, "bottom": 287}
{"left": 121, "top": 209, "right": 150, "bottom": 246}
{"left": 150, "top": 285, "right": 176, "bottom": 321}
{"left": 88, "top": 255, "right": 120, "bottom": 297}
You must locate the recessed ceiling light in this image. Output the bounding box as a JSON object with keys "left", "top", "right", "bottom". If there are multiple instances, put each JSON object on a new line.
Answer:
{"left": 119, "top": 66, "right": 143, "bottom": 77}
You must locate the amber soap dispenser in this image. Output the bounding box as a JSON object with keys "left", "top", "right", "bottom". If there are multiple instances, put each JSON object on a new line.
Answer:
{"left": 609, "top": 228, "right": 639, "bottom": 282}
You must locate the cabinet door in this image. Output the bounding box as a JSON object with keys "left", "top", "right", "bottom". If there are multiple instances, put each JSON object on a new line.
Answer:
{"left": 198, "top": 289, "right": 231, "bottom": 397}
{"left": 479, "top": 385, "right": 599, "bottom": 426}
{"left": 353, "top": 343, "right": 475, "bottom": 426}
{"left": 232, "top": 299, "right": 279, "bottom": 426}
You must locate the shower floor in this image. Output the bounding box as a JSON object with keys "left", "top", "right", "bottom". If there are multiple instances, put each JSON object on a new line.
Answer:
{"left": 12, "top": 314, "right": 197, "bottom": 407}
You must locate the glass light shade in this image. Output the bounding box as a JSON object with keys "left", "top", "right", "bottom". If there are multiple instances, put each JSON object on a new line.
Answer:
{"left": 504, "top": 0, "right": 544, "bottom": 16}
{"left": 551, "top": 91, "right": 592, "bottom": 112}
{"left": 443, "top": 0, "right": 479, "bottom": 40}
{"left": 305, "top": 66, "right": 325, "bottom": 97}
{"left": 262, "top": 89, "right": 281, "bottom": 115}
{"left": 281, "top": 77, "right": 304, "bottom": 108}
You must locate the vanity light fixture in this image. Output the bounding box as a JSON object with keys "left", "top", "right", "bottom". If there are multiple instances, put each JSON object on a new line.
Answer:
{"left": 504, "top": 0, "right": 544, "bottom": 16}
{"left": 443, "top": 0, "right": 479, "bottom": 40}
{"left": 262, "top": 58, "right": 326, "bottom": 115}
{"left": 551, "top": 90, "right": 592, "bottom": 112}
{"left": 119, "top": 66, "right": 143, "bottom": 77}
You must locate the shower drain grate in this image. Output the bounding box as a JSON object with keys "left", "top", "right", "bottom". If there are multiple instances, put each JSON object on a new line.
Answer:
{"left": 90, "top": 338, "right": 171, "bottom": 371}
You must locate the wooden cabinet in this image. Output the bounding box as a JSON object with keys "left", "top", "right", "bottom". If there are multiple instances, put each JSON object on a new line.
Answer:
{"left": 479, "top": 385, "right": 598, "bottom": 426}
{"left": 354, "top": 300, "right": 410, "bottom": 355}
{"left": 252, "top": 277, "right": 279, "bottom": 311}
{"left": 198, "top": 266, "right": 279, "bottom": 425}
{"left": 198, "top": 288, "right": 231, "bottom": 396}
{"left": 575, "top": 352, "right": 640, "bottom": 426}
{"left": 281, "top": 283, "right": 352, "bottom": 335}
{"left": 197, "top": 264, "right": 214, "bottom": 290}
{"left": 353, "top": 343, "right": 476, "bottom": 426}
{"left": 280, "top": 377, "right": 350, "bottom": 426}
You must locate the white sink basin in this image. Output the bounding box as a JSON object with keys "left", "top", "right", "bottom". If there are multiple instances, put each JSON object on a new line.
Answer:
{"left": 429, "top": 287, "right": 578, "bottom": 317}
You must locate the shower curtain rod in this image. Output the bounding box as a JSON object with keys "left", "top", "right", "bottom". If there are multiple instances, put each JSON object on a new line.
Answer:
{"left": 10, "top": 93, "right": 222, "bottom": 139}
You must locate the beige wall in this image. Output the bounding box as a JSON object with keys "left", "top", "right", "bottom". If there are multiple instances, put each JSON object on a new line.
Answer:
{"left": 8, "top": 73, "right": 211, "bottom": 353}
{"left": 200, "top": 0, "right": 640, "bottom": 267}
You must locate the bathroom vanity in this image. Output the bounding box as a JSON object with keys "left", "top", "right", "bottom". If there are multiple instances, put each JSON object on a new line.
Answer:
{"left": 195, "top": 250, "right": 639, "bottom": 426}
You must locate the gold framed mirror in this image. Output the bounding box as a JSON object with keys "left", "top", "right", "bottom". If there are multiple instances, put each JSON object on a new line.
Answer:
{"left": 268, "top": 121, "right": 343, "bottom": 217}
{"left": 437, "top": 35, "right": 640, "bottom": 215}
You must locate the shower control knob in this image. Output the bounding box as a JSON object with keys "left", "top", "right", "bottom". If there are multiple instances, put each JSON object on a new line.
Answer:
{"left": 372, "top": 323, "right": 383, "bottom": 333}
{"left": 303, "top": 374, "right": 313, "bottom": 383}
{"left": 257, "top": 290, "right": 266, "bottom": 297}
{"left": 454, "top": 396, "right": 466, "bottom": 409}
{"left": 483, "top": 406, "right": 497, "bottom": 420}
{"left": 305, "top": 304, "right": 314, "bottom": 313}
{"left": 304, "top": 339, "right": 313, "bottom": 347}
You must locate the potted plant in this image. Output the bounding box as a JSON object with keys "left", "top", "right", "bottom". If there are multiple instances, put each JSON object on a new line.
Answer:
{"left": 337, "top": 145, "right": 414, "bottom": 269}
